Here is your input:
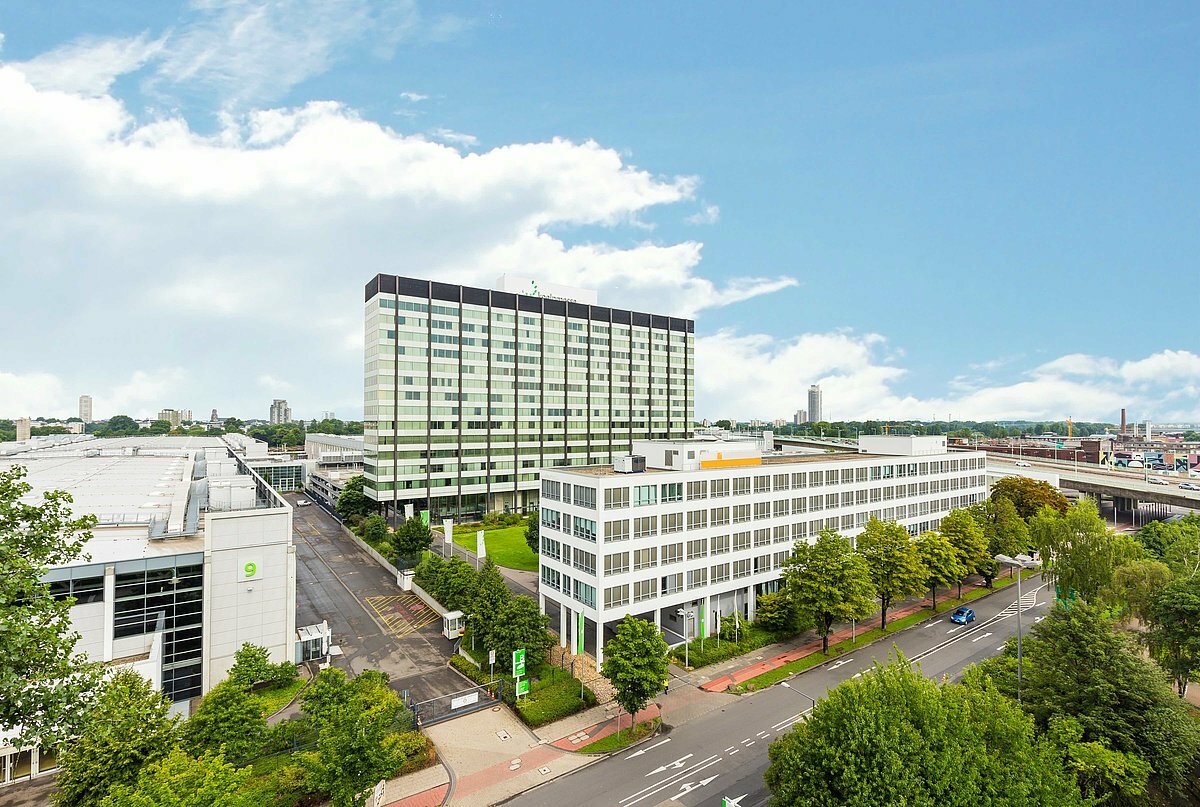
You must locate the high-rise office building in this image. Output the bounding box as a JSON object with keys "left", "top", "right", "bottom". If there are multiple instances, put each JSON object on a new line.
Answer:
{"left": 79, "top": 395, "right": 93, "bottom": 423}
{"left": 793, "top": 409, "right": 806, "bottom": 425}
{"left": 364, "top": 274, "right": 694, "bottom": 521}
{"left": 157, "top": 409, "right": 181, "bottom": 428}
{"left": 211, "top": 409, "right": 220, "bottom": 423}
{"left": 269, "top": 399, "right": 292, "bottom": 424}
{"left": 321, "top": 411, "right": 335, "bottom": 421}
{"left": 181, "top": 409, "right": 193, "bottom": 422}
{"left": 807, "top": 384, "right": 823, "bottom": 423}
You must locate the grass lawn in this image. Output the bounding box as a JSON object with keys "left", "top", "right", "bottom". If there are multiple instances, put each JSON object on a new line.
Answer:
{"left": 254, "top": 677, "right": 308, "bottom": 717}
{"left": 452, "top": 524, "right": 538, "bottom": 571}
{"left": 579, "top": 719, "right": 660, "bottom": 753}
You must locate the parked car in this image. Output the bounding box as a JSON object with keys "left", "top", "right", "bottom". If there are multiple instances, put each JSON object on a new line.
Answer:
{"left": 1179, "top": 482, "right": 1200, "bottom": 492}
{"left": 1148, "top": 478, "right": 1168, "bottom": 486}
{"left": 950, "top": 607, "right": 976, "bottom": 625}
{"left": 1014, "top": 460, "right": 1031, "bottom": 467}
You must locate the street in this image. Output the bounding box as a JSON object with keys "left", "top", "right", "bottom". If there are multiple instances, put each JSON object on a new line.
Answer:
{"left": 508, "top": 576, "right": 1050, "bottom": 807}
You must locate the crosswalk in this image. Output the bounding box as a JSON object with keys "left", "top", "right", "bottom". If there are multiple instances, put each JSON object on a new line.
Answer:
{"left": 996, "top": 590, "right": 1041, "bottom": 619}
{"left": 365, "top": 593, "right": 441, "bottom": 638}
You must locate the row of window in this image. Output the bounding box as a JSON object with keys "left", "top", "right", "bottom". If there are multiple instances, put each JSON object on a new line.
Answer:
{"left": 540, "top": 567, "right": 597, "bottom": 607}
{"left": 598, "top": 552, "right": 792, "bottom": 608}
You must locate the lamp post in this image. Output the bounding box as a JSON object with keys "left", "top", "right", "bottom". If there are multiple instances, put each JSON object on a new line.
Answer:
{"left": 676, "top": 608, "right": 694, "bottom": 668}
{"left": 994, "top": 553, "right": 1041, "bottom": 702}
{"left": 779, "top": 680, "right": 817, "bottom": 713}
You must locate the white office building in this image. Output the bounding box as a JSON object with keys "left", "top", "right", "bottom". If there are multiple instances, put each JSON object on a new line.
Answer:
{"left": 79, "top": 395, "right": 93, "bottom": 423}
{"left": 269, "top": 399, "right": 292, "bottom": 425}
{"left": 536, "top": 435, "right": 987, "bottom": 663}
{"left": 807, "top": 385, "right": 823, "bottom": 423}
{"left": 0, "top": 435, "right": 297, "bottom": 787}
{"left": 364, "top": 274, "right": 694, "bottom": 522}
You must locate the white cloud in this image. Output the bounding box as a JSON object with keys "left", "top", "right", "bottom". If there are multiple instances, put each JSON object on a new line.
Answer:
{"left": 0, "top": 372, "right": 66, "bottom": 418}
{"left": 257, "top": 374, "right": 294, "bottom": 393}
{"left": 8, "top": 33, "right": 167, "bottom": 95}
{"left": 96, "top": 369, "right": 188, "bottom": 420}
{"left": 697, "top": 330, "right": 1200, "bottom": 423}
{"left": 429, "top": 127, "right": 478, "bottom": 147}
{"left": 399, "top": 91, "right": 428, "bottom": 102}
{"left": 685, "top": 203, "right": 720, "bottom": 225}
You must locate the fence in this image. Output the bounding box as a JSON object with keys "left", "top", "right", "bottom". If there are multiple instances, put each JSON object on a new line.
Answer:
{"left": 405, "top": 682, "right": 504, "bottom": 727}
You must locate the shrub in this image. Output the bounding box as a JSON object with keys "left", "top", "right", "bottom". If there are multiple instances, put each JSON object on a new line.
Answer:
{"left": 514, "top": 673, "right": 597, "bottom": 727}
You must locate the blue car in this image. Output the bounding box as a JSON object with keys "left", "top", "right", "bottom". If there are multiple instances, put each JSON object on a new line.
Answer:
{"left": 950, "top": 607, "right": 976, "bottom": 625}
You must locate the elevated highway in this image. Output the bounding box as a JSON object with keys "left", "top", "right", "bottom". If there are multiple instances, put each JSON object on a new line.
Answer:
{"left": 987, "top": 455, "right": 1200, "bottom": 511}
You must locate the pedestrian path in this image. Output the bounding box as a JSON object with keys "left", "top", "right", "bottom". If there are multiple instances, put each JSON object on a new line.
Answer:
{"left": 547, "top": 702, "right": 663, "bottom": 750}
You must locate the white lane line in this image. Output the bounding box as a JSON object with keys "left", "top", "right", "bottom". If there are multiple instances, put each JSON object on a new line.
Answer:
{"left": 971, "top": 632, "right": 993, "bottom": 643}
{"left": 730, "top": 749, "right": 739, "bottom": 755}
{"left": 771, "top": 712, "right": 804, "bottom": 730}
{"left": 756, "top": 731, "right": 768, "bottom": 738}
{"left": 626, "top": 738, "right": 670, "bottom": 760}
{"left": 744, "top": 740, "right": 755, "bottom": 746}
{"left": 645, "top": 754, "right": 693, "bottom": 776}
{"left": 620, "top": 756, "right": 720, "bottom": 805}
{"left": 724, "top": 746, "right": 735, "bottom": 753}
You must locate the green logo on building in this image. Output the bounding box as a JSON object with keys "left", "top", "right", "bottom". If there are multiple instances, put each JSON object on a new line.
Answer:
{"left": 529, "top": 280, "right": 540, "bottom": 297}
{"left": 244, "top": 561, "right": 257, "bottom": 578}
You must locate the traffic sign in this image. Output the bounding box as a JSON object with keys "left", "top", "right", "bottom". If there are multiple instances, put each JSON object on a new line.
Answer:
{"left": 512, "top": 648, "right": 526, "bottom": 677}
{"left": 489, "top": 649, "right": 496, "bottom": 665}
{"left": 515, "top": 678, "right": 530, "bottom": 697}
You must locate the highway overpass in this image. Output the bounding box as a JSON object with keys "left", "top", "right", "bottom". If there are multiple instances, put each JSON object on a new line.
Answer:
{"left": 988, "top": 455, "right": 1200, "bottom": 511}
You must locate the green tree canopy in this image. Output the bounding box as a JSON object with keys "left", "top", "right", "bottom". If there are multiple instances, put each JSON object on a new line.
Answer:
{"left": 99, "top": 748, "right": 254, "bottom": 807}
{"left": 916, "top": 530, "right": 965, "bottom": 610}
{"left": 991, "top": 476, "right": 1069, "bottom": 520}
{"left": 601, "top": 615, "right": 669, "bottom": 732}
{"left": 784, "top": 529, "right": 876, "bottom": 653}
{"left": 938, "top": 508, "right": 989, "bottom": 598}
{"left": 361, "top": 513, "right": 388, "bottom": 549}
{"left": 488, "top": 595, "right": 552, "bottom": 673}
{"left": 54, "top": 669, "right": 180, "bottom": 807}
{"left": 1030, "top": 499, "right": 1142, "bottom": 603}
{"left": 524, "top": 516, "right": 539, "bottom": 554}
{"left": 966, "top": 497, "right": 1032, "bottom": 587}
{"left": 855, "top": 519, "right": 927, "bottom": 631}
{"left": 390, "top": 515, "right": 432, "bottom": 565}
{"left": 764, "top": 655, "right": 1084, "bottom": 807}
{"left": 469, "top": 557, "right": 513, "bottom": 649}
{"left": 753, "top": 591, "right": 803, "bottom": 634}
{"left": 226, "top": 642, "right": 296, "bottom": 690}
{"left": 0, "top": 466, "right": 104, "bottom": 747}
{"left": 1102, "top": 558, "right": 1172, "bottom": 624}
{"left": 181, "top": 680, "right": 267, "bottom": 765}
{"left": 1147, "top": 575, "right": 1200, "bottom": 698}
{"left": 335, "top": 475, "right": 372, "bottom": 522}
{"left": 1045, "top": 716, "right": 1152, "bottom": 804}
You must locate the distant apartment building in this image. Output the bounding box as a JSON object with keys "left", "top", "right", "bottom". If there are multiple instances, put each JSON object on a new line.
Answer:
{"left": 537, "top": 435, "right": 987, "bottom": 663}
{"left": 15, "top": 418, "right": 31, "bottom": 441}
{"left": 807, "top": 385, "right": 823, "bottom": 423}
{"left": 269, "top": 399, "right": 292, "bottom": 425}
{"left": 79, "top": 395, "right": 93, "bottom": 423}
{"left": 793, "top": 410, "right": 806, "bottom": 425}
{"left": 181, "top": 409, "right": 193, "bottom": 422}
{"left": 157, "top": 409, "right": 181, "bottom": 428}
{"left": 364, "top": 274, "right": 694, "bottom": 522}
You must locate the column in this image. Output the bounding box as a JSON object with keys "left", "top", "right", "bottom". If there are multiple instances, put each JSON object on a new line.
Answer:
{"left": 653, "top": 607, "right": 661, "bottom": 629}
{"left": 746, "top": 586, "right": 756, "bottom": 622}
{"left": 570, "top": 608, "right": 579, "bottom": 656}
{"left": 559, "top": 603, "right": 568, "bottom": 648}
{"left": 539, "top": 591, "right": 546, "bottom": 616}
{"left": 595, "top": 619, "right": 605, "bottom": 665}
{"left": 708, "top": 595, "right": 718, "bottom": 638}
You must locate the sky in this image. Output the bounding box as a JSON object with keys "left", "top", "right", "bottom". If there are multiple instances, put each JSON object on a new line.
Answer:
{"left": 1, "top": 2, "right": 1198, "bottom": 424}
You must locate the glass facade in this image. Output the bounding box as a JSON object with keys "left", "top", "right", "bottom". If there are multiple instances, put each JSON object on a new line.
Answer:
{"left": 364, "top": 275, "right": 695, "bottom": 520}
{"left": 113, "top": 553, "right": 204, "bottom": 701}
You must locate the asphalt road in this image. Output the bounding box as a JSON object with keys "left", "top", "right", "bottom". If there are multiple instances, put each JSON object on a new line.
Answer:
{"left": 510, "top": 576, "right": 1050, "bottom": 807}
{"left": 288, "top": 495, "right": 466, "bottom": 703}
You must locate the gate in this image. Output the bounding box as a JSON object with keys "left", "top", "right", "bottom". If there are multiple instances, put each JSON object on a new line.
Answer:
{"left": 406, "top": 681, "right": 504, "bottom": 727}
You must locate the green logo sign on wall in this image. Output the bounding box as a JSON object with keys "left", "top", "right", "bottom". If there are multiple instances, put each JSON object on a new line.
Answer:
{"left": 515, "top": 678, "right": 530, "bottom": 697}
{"left": 420, "top": 509, "right": 430, "bottom": 527}
{"left": 244, "top": 562, "right": 257, "bottom": 578}
{"left": 512, "top": 648, "right": 526, "bottom": 677}
{"left": 241, "top": 555, "right": 263, "bottom": 582}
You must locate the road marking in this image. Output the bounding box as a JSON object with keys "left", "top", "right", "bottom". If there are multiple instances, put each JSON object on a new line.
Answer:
{"left": 771, "top": 712, "right": 803, "bottom": 731}
{"left": 756, "top": 731, "right": 768, "bottom": 738}
{"left": 670, "top": 775, "right": 719, "bottom": 801}
{"left": 724, "top": 746, "right": 735, "bottom": 753}
{"left": 996, "top": 645, "right": 1006, "bottom": 651}
{"left": 851, "top": 672, "right": 862, "bottom": 678}
{"left": 646, "top": 754, "right": 693, "bottom": 776}
{"left": 827, "top": 658, "right": 854, "bottom": 670}
{"left": 621, "top": 756, "right": 721, "bottom": 806}
{"left": 909, "top": 583, "right": 1048, "bottom": 666}
{"left": 971, "top": 632, "right": 993, "bottom": 643}
{"left": 744, "top": 740, "right": 755, "bottom": 746}
{"left": 729, "top": 749, "right": 739, "bottom": 754}
{"left": 626, "top": 738, "right": 670, "bottom": 759}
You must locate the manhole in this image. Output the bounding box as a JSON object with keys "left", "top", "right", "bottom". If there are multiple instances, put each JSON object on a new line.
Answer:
{"left": 496, "top": 730, "right": 511, "bottom": 741}
{"left": 539, "top": 766, "right": 551, "bottom": 776}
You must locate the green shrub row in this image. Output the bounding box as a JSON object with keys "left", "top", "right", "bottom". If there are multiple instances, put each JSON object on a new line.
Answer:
{"left": 447, "top": 655, "right": 594, "bottom": 727}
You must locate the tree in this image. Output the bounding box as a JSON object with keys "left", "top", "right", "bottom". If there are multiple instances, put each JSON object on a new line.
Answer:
{"left": 525, "top": 516, "right": 539, "bottom": 554}
{"left": 991, "top": 476, "right": 1069, "bottom": 520}
{"left": 181, "top": 680, "right": 268, "bottom": 765}
{"left": 764, "top": 655, "right": 1084, "bottom": 807}
{"left": 1046, "top": 716, "right": 1152, "bottom": 804}
{"left": 1102, "top": 559, "right": 1172, "bottom": 624}
{"left": 1030, "top": 499, "right": 1140, "bottom": 603}
{"left": 784, "top": 530, "right": 875, "bottom": 654}
{"left": 100, "top": 414, "right": 140, "bottom": 435}
{"left": 972, "top": 602, "right": 1200, "bottom": 796}
{"left": 99, "top": 748, "right": 254, "bottom": 807}
{"left": 939, "top": 508, "right": 988, "bottom": 598}
{"left": 54, "top": 669, "right": 180, "bottom": 807}
{"left": 855, "top": 519, "right": 927, "bottom": 631}
{"left": 488, "top": 595, "right": 552, "bottom": 672}
{"left": 222, "top": 417, "right": 244, "bottom": 433}
{"left": 226, "top": 642, "right": 296, "bottom": 690}
{"left": 0, "top": 466, "right": 104, "bottom": 748}
{"left": 390, "top": 515, "right": 432, "bottom": 566}
{"left": 601, "top": 615, "right": 669, "bottom": 737}
{"left": 335, "top": 475, "right": 372, "bottom": 522}
{"left": 1147, "top": 575, "right": 1200, "bottom": 697}
{"left": 469, "top": 558, "right": 513, "bottom": 649}
{"left": 361, "top": 514, "right": 388, "bottom": 547}
{"left": 753, "top": 591, "right": 803, "bottom": 634}
{"left": 916, "top": 530, "right": 965, "bottom": 611}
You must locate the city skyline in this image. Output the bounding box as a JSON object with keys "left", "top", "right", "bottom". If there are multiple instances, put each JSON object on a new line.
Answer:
{"left": 1, "top": 4, "right": 1198, "bottom": 423}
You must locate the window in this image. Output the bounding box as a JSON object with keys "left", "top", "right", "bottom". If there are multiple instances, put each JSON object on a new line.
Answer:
{"left": 711, "top": 534, "right": 731, "bottom": 554}
{"left": 809, "top": 495, "right": 823, "bottom": 512}
{"left": 541, "top": 566, "right": 562, "bottom": 590}
{"left": 604, "top": 487, "right": 629, "bottom": 509}
{"left": 856, "top": 467, "right": 869, "bottom": 483}
{"left": 661, "top": 573, "right": 683, "bottom": 595}
{"left": 661, "top": 512, "right": 684, "bottom": 533}
{"left": 687, "top": 568, "right": 708, "bottom": 589}
{"left": 605, "top": 519, "right": 630, "bottom": 541}
{"left": 754, "top": 475, "right": 771, "bottom": 494}
{"left": 711, "top": 562, "right": 730, "bottom": 583}
{"left": 687, "top": 509, "right": 708, "bottom": 530}
{"left": 841, "top": 469, "right": 854, "bottom": 484}
{"left": 773, "top": 473, "right": 790, "bottom": 491}
{"left": 809, "top": 471, "right": 822, "bottom": 487}
{"left": 661, "top": 482, "right": 683, "bottom": 503}
{"left": 44, "top": 563, "right": 105, "bottom": 605}
{"left": 773, "top": 499, "right": 790, "bottom": 517}
{"left": 633, "top": 579, "right": 656, "bottom": 603}
{"left": 633, "top": 485, "right": 657, "bottom": 507}
{"left": 604, "top": 552, "right": 629, "bottom": 575}
{"left": 573, "top": 517, "right": 597, "bottom": 542}
{"left": 633, "top": 516, "right": 657, "bottom": 538}
{"left": 541, "top": 479, "right": 561, "bottom": 501}
{"left": 791, "top": 522, "right": 807, "bottom": 541}
{"left": 573, "top": 580, "right": 596, "bottom": 607}
{"left": 754, "top": 501, "right": 771, "bottom": 520}
{"left": 754, "top": 555, "right": 771, "bottom": 574}
{"left": 825, "top": 470, "right": 838, "bottom": 484}
{"left": 686, "top": 538, "right": 707, "bottom": 559}
{"left": 572, "top": 548, "right": 596, "bottom": 575}
{"left": 540, "top": 508, "right": 562, "bottom": 531}
{"left": 710, "top": 479, "right": 730, "bottom": 498}
{"left": 773, "top": 525, "right": 790, "bottom": 543}
{"left": 774, "top": 551, "right": 790, "bottom": 569}
{"left": 732, "top": 477, "right": 751, "bottom": 496}
{"left": 633, "top": 547, "right": 658, "bottom": 570}
{"left": 540, "top": 536, "right": 561, "bottom": 561}
{"left": 791, "top": 472, "right": 806, "bottom": 488}
{"left": 791, "top": 497, "right": 807, "bottom": 514}
{"left": 733, "top": 559, "right": 751, "bottom": 578}
{"left": 662, "top": 542, "right": 684, "bottom": 564}
{"left": 604, "top": 584, "right": 630, "bottom": 608}
{"left": 687, "top": 480, "right": 708, "bottom": 500}
{"left": 733, "top": 531, "right": 751, "bottom": 552}
{"left": 753, "top": 528, "right": 771, "bottom": 547}
{"left": 710, "top": 506, "right": 730, "bottom": 526}
{"left": 826, "top": 493, "right": 839, "bottom": 509}
{"left": 733, "top": 504, "right": 751, "bottom": 523}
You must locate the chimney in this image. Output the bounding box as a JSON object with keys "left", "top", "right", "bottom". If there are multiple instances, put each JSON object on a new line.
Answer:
{"left": 1120, "top": 408, "right": 1126, "bottom": 434}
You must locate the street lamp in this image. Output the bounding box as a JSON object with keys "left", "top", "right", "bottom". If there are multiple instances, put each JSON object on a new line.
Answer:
{"left": 676, "top": 608, "right": 694, "bottom": 668}
{"left": 994, "top": 553, "right": 1041, "bottom": 702}
{"left": 779, "top": 680, "right": 817, "bottom": 713}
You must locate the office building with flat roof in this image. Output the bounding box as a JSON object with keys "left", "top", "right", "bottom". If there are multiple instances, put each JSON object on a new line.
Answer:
{"left": 269, "top": 399, "right": 292, "bottom": 425}
{"left": 79, "top": 394, "right": 92, "bottom": 423}
{"left": 364, "top": 274, "right": 694, "bottom": 521}
{"left": 807, "top": 384, "right": 823, "bottom": 423}
{"left": 536, "top": 434, "right": 987, "bottom": 663}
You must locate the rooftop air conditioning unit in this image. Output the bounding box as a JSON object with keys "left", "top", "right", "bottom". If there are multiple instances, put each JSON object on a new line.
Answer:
{"left": 614, "top": 455, "right": 646, "bottom": 474}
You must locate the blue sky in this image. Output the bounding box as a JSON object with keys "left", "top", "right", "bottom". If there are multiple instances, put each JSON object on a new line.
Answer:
{"left": 1, "top": 2, "right": 1197, "bottom": 423}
